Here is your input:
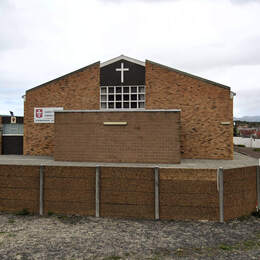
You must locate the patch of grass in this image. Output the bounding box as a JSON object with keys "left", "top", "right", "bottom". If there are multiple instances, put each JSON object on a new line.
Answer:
{"left": 0, "top": 232, "right": 7, "bottom": 235}
{"left": 237, "top": 144, "right": 246, "bottom": 147}
{"left": 48, "top": 211, "right": 54, "bottom": 216}
{"left": 8, "top": 233, "right": 16, "bottom": 238}
{"left": 254, "top": 148, "right": 260, "bottom": 152}
{"left": 243, "top": 240, "right": 257, "bottom": 249}
{"left": 237, "top": 214, "right": 251, "bottom": 221}
{"left": 8, "top": 219, "right": 15, "bottom": 224}
{"left": 16, "top": 208, "right": 30, "bottom": 216}
{"left": 219, "top": 244, "right": 233, "bottom": 251}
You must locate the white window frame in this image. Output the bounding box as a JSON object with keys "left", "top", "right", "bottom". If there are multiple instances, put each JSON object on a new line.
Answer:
{"left": 100, "top": 85, "right": 145, "bottom": 110}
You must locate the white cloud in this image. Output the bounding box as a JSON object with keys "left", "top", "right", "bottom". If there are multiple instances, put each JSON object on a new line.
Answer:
{"left": 0, "top": 0, "right": 260, "bottom": 117}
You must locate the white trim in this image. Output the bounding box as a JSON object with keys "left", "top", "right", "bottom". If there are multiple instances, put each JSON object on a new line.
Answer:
{"left": 2, "top": 134, "right": 24, "bottom": 136}
{"left": 100, "top": 55, "right": 145, "bottom": 68}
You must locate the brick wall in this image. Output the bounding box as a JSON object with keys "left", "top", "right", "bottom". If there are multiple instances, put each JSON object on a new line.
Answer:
{"left": 0, "top": 165, "right": 39, "bottom": 214}
{"left": 44, "top": 166, "right": 95, "bottom": 216}
{"left": 24, "top": 62, "right": 100, "bottom": 155}
{"left": 160, "top": 168, "right": 219, "bottom": 221}
{"left": 0, "top": 165, "right": 258, "bottom": 221}
{"left": 145, "top": 61, "right": 233, "bottom": 159}
{"left": 54, "top": 110, "right": 181, "bottom": 164}
{"left": 223, "top": 166, "right": 257, "bottom": 221}
{"left": 100, "top": 167, "right": 155, "bottom": 219}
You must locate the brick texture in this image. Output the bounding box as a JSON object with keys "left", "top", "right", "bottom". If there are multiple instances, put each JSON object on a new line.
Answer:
{"left": 54, "top": 111, "right": 181, "bottom": 164}
{"left": 145, "top": 61, "right": 233, "bottom": 159}
{"left": 160, "top": 168, "right": 219, "bottom": 221}
{"left": 44, "top": 166, "right": 95, "bottom": 216}
{"left": 0, "top": 165, "right": 258, "bottom": 221}
{"left": 100, "top": 167, "right": 155, "bottom": 219}
{"left": 23, "top": 62, "right": 100, "bottom": 155}
{"left": 223, "top": 166, "right": 257, "bottom": 221}
{"left": 0, "top": 165, "right": 39, "bottom": 214}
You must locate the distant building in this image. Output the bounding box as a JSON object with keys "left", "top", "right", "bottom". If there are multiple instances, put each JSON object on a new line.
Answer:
{"left": 0, "top": 115, "right": 23, "bottom": 155}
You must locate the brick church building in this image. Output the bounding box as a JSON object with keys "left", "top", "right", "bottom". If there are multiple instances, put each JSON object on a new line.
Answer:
{"left": 23, "top": 55, "right": 234, "bottom": 163}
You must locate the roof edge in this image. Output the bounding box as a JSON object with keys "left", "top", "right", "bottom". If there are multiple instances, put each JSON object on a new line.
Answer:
{"left": 26, "top": 61, "right": 100, "bottom": 93}
{"left": 146, "top": 60, "right": 230, "bottom": 90}
{"left": 100, "top": 55, "right": 145, "bottom": 68}
{"left": 56, "top": 109, "right": 181, "bottom": 113}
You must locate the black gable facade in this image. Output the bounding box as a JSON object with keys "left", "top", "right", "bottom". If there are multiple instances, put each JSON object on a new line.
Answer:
{"left": 100, "top": 59, "right": 145, "bottom": 86}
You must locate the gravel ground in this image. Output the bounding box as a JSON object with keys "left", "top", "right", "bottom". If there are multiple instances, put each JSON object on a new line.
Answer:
{"left": 0, "top": 212, "right": 260, "bottom": 259}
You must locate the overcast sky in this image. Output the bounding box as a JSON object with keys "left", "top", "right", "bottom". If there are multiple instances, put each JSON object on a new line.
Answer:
{"left": 0, "top": 0, "right": 259, "bottom": 117}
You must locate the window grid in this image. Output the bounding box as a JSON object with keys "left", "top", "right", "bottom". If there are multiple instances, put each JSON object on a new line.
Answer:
{"left": 100, "top": 85, "right": 145, "bottom": 110}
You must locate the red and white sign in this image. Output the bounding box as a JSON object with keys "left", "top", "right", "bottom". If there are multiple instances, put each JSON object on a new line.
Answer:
{"left": 34, "top": 107, "right": 63, "bottom": 123}
{"left": 36, "top": 109, "right": 43, "bottom": 118}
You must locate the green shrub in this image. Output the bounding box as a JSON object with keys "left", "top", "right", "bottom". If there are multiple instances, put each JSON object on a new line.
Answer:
{"left": 237, "top": 144, "right": 246, "bottom": 147}
{"left": 253, "top": 148, "right": 260, "bottom": 152}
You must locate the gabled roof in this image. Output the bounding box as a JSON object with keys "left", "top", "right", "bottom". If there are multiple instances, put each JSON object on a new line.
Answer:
{"left": 25, "top": 55, "right": 232, "bottom": 94}
{"left": 100, "top": 55, "right": 145, "bottom": 67}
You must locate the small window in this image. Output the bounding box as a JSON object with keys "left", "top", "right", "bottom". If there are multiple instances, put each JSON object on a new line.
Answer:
{"left": 100, "top": 86, "right": 145, "bottom": 110}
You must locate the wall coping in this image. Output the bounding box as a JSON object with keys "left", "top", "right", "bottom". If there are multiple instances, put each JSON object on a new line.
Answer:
{"left": 55, "top": 109, "right": 181, "bottom": 113}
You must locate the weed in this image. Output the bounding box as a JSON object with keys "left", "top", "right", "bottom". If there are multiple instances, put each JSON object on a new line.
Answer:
{"left": 8, "top": 233, "right": 16, "bottom": 238}
{"left": 16, "top": 208, "right": 30, "bottom": 216}
{"left": 237, "top": 144, "right": 245, "bottom": 147}
{"left": 219, "top": 244, "right": 233, "bottom": 251}
{"left": 243, "top": 240, "right": 256, "bottom": 249}
{"left": 0, "top": 232, "right": 7, "bottom": 235}
{"left": 8, "top": 219, "right": 15, "bottom": 224}
{"left": 48, "top": 211, "right": 54, "bottom": 216}
{"left": 254, "top": 148, "right": 260, "bottom": 152}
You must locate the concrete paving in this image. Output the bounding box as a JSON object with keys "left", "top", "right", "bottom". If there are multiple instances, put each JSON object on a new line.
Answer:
{"left": 0, "top": 152, "right": 258, "bottom": 169}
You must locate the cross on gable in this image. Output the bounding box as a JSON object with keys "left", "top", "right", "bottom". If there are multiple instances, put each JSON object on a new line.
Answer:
{"left": 116, "top": 62, "right": 129, "bottom": 83}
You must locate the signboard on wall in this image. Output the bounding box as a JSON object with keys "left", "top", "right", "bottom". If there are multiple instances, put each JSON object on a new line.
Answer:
{"left": 34, "top": 107, "right": 63, "bottom": 123}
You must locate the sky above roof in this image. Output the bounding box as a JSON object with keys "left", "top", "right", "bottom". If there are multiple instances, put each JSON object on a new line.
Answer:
{"left": 0, "top": 0, "right": 259, "bottom": 117}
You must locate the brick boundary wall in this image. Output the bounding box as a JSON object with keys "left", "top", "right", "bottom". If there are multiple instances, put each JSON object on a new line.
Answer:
{"left": 223, "top": 166, "right": 257, "bottom": 221}
{"left": 0, "top": 165, "right": 39, "bottom": 214}
{"left": 0, "top": 165, "right": 259, "bottom": 221}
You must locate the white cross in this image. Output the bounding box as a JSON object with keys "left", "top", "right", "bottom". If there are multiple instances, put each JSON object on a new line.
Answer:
{"left": 116, "top": 62, "right": 129, "bottom": 83}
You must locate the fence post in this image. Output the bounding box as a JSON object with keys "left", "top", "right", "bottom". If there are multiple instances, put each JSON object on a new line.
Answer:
{"left": 96, "top": 166, "right": 100, "bottom": 218}
{"left": 154, "top": 167, "right": 160, "bottom": 220}
{"left": 39, "top": 165, "right": 44, "bottom": 216}
{"left": 217, "top": 167, "right": 224, "bottom": 222}
{"left": 257, "top": 160, "right": 260, "bottom": 210}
